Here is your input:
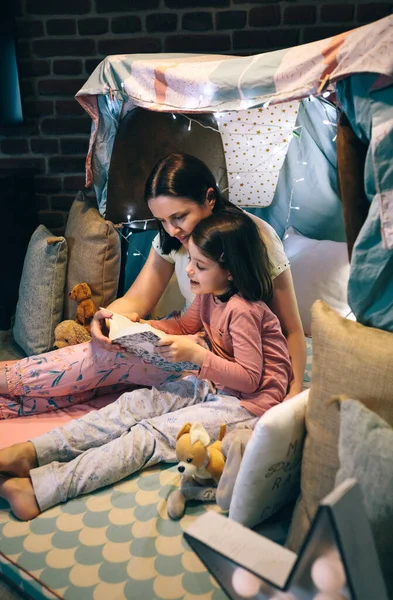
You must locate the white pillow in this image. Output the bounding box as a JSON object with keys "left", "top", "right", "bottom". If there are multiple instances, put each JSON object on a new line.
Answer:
{"left": 229, "top": 390, "right": 308, "bottom": 528}
{"left": 283, "top": 227, "right": 352, "bottom": 336}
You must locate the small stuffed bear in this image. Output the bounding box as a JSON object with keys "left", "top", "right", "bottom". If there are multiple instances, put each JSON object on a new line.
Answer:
{"left": 167, "top": 422, "right": 226, "bottom": 520}
{"left": 53, "top": 320, "right": 92, "bottom": 349}
{"left": 69, "top": 282, "right": 97, "bottom": 333}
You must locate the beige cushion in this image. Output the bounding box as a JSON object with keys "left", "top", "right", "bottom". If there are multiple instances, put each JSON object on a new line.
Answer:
{"left": 64, "top": 191, "right": 121, "bottom": 319}
{"left": 286, "top": 300, "right": 393, "bottom": 551}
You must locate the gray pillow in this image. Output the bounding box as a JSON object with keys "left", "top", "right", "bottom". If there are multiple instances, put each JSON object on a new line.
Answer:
{"left": 335, "top": 399, "right": 393, "bottom": 599}
{"left": 13, "top": 225, "right": 68, "bottom": 356}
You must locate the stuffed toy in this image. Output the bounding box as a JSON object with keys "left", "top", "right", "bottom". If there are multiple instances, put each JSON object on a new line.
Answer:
{"left": 167, "top": 422, "right": 226, "bottom": 520}
{"left": 69, "top": 282, "right": 97, "bottom": 332}
{"left": 53, "top": 320, "right": 92, "bottom": 349}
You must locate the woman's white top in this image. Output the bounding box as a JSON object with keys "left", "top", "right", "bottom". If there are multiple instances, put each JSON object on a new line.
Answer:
{"left": 152, "top": 212, "right": 290, "bottom": 310}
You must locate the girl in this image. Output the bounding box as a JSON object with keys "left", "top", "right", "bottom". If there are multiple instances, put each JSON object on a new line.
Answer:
{"left": 0, "top": 153, "right": 305, "bottom": 418}
{"left": 0, "top": 210, "right": 292, "bottom": 520}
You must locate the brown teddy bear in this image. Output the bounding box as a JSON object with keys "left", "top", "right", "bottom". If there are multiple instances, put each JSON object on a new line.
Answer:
{"left": 53, "top": 320, "right": 92, "bottom": 349}
{"left": 69, "top": 282, "right": 98, "bottom": 333}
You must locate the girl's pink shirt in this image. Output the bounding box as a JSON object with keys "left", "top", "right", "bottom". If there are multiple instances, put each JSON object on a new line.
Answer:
{"left": 151, "top": 294, "right": 292, "bottom": 417}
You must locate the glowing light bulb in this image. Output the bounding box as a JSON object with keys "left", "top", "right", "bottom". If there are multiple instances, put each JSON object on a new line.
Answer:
{"left": 231, "top": 567, "right": 261, "bottom": 598}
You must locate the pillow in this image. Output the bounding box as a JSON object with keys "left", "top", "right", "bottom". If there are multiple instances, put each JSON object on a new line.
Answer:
{"left": 335, "top": 399, "right": 393, "bottom": 599}
{"left": 286, "top": 300, "right": 393, "bottom": 552}
{"left": 228, "top": 390, "right": 308, "bottom": 528}
{"left": 283, "top": 227, "right": 352, "bottom": 335}
{"left": 64, "top": 191, "right": 121, "bottom": 319}
{"left": 13, "top": 225, "right": 68, "bottom": 356}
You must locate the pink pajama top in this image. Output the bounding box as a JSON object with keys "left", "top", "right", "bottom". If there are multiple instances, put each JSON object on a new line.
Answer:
{"left": 151, "top": 293, "right": 292, "bottom": 417}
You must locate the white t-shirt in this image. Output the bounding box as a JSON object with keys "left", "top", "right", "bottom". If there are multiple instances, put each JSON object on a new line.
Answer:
{"left": 152, "top": 212, "right": 290, "bottom": 310}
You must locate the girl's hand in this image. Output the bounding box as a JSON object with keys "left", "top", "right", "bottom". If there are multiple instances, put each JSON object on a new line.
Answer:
{"left": 156, "top": 335, "right": 207, "bottom": 366}
{"left": 181, "top": 331, "right": 210, "bottom": 350}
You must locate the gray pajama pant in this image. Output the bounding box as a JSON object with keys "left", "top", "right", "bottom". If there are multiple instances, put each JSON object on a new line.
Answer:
{"left": 30, "top": 376, "right": 256, "bottom": 512}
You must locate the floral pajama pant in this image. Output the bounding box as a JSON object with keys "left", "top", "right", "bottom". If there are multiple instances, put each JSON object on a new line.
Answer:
{"left": 30, "top": 376, "right": 256, "bottom": 512}
{"left": 0, "top": 341, "right": 179, "bottom": 419}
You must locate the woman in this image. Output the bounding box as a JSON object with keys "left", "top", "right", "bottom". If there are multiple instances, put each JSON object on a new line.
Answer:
{"left": 0, "top": 153, "right": 305, "bottom": 416}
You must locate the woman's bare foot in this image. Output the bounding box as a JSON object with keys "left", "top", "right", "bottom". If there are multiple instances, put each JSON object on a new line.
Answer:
{"left": 0, "top": 476, "right": 40, "bottom": 520}
{"left": 0, "top": 366, "right": 11, "bottom": 394}
{"left": 0, "top": 442, "right": 38, "bottom": 478}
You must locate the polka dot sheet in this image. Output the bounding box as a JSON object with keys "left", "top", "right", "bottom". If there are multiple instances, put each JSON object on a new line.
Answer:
{"left": 217, "top": 100, "right": 300, "bottom": 207}
{"left": 0, "top": 338, "right": 312, "bottom": 600}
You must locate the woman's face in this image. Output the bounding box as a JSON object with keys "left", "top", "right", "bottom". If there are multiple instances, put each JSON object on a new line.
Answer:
{"left": 148, "top": 195, "right": 214, "bottom": 249}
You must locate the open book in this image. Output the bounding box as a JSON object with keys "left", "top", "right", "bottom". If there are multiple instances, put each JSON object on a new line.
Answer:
{"left": 184, "top": 479, "right": 388, "bottom": 600}
{"left": 107, "top": 311, "right": 199, "bottom": 373}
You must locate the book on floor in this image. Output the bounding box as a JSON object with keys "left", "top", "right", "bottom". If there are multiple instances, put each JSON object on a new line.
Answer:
{"left": 107, "top": 311, "right": 199, "bottom": 373}
{"left": 184, "top": 479, "right": 388, "bottom": 600}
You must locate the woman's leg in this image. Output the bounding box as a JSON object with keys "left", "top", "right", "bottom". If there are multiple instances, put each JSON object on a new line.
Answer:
{"left": 0, "top": 342, "right": 174, "bottom": 419}
{"left": 26, "top": 390, "right": 256, "bottom": 515}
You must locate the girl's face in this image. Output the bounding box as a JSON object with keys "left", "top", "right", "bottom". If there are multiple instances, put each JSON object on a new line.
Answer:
{"left": 186, "top": 239, "right": 231, "bottom": 296}
{"left": 148, "top": 194, "right": 214, "bottom": 249}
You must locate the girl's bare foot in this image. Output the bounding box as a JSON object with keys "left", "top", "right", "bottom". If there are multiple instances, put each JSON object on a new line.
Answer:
{"left": 0, "top": 442, "right": 38, "bottom": 478}
{"left": 0, "top": 476, "right": 40, "bottom": 521}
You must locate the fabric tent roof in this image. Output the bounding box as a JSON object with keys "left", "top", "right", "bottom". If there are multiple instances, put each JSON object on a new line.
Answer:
{"left": 75, "top": 15, "right": 393, "bottom": 333}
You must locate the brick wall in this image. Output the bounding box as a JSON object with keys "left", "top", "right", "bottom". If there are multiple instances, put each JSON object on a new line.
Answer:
{"left": 1, "top": 0, "right": 392, "bottom": 233}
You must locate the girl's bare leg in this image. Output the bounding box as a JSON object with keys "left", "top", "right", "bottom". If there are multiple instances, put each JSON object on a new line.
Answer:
{"left": 0, "top": 442, "right": 38, "bottom": 477}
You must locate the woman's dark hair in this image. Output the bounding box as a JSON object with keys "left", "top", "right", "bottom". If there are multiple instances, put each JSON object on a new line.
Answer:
{"left": 144, "top": 153, "right": 236, "bottom": 254}
{"left": 190, "top": 209, "right": 273, "bottom": 303}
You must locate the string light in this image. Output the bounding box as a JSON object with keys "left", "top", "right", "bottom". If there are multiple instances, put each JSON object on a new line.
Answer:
{"left": 179, "top": 112, "right": 302, "bottom": 137}
{"left": 112, "top": 91, "right": 336, "bottom": 259}
{"left": 118, "top": 222, "right": 153, "bottom": 261}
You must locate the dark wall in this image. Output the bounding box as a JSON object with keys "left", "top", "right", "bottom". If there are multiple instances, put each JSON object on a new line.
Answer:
{"left": 1, "top": 0, "right": 391, "bottom": 234}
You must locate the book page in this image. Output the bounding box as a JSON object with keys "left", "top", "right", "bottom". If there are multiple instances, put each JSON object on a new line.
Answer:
{"left": 107, "top": 312, "right": 164, "bottom": 341}
{"left": 185, "top": 512, "right": 296, "bottom": 588}
{"left": 107, "top": 311, "right": 199, "bottom": 373}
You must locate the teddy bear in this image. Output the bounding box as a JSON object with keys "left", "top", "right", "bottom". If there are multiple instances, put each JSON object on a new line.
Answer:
{"left": 69, "top": 282, "right": 98, "bottom": 333}
{"left": 53, "top": 320, "right": 92, "bottom": 349}
{"left": 167, "top": 422, "right": 226, "bottom": 520}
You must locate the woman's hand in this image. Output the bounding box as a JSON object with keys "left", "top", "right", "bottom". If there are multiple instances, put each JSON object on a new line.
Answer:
{"left": 90, "top": 309, "right": 140, "bottom": 351}
{"left": 156, "top": 335, "right": 207, "bottom": 367}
